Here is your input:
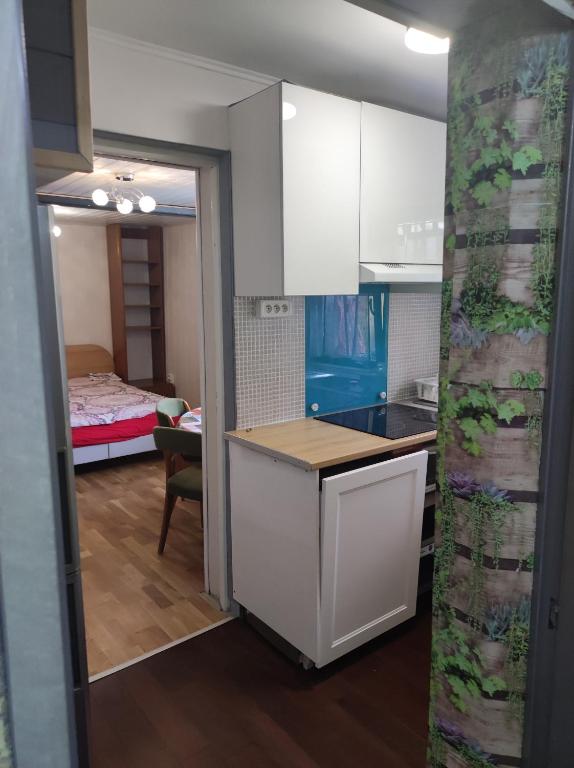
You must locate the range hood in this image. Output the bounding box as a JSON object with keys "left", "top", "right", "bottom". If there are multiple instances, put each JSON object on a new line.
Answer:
{"left": 360, "top": 262, "right": 443, "bottom": 284}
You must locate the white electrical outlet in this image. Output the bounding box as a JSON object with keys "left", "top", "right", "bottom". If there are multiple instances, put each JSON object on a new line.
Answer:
{"left": 167, "top": 373, "right": 175, "bottom": 384}
{"left": 255, "top": 299, "right": 293, "bottom": 318}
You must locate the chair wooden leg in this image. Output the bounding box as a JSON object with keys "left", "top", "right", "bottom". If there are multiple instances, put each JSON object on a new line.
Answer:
{"left": 158, "top": 493, "right": 177, "bottom": 554}
{"left": 199, "top": 501, "right": 203, "bottom": 530}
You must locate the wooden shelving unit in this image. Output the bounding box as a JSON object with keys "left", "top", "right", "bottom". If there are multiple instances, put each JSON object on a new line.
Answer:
{"left": 107, "top": 224, "right": 175, "bottom": 396}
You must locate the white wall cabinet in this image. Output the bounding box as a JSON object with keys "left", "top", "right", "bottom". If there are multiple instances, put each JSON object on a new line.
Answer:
{"left": 229, "top": 82, "right": 361, "bottom": 296}
{"left": 229, "top": 443, "right": 428, "bottom": 667}
{"left": 360, "top": 103, "right": 447, "bottom": 266}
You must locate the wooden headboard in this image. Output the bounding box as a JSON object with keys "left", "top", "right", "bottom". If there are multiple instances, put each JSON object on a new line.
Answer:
{"left": 66, "top": 345, "right": 115, "bottom": 378}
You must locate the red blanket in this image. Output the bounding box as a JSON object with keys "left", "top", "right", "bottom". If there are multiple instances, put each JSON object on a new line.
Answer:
{"left": 72, "top": 412, "right": 159, "bottom": 447}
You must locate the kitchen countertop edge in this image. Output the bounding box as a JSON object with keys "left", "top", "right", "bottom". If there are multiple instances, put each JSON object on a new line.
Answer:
{"left": 224, "top": 419, "right": 437, "bottom": 471}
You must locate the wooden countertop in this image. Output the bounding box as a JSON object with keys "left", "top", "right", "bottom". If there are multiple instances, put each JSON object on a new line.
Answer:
{"left": 224, "top": 417, "right": 436, "bottom": 471}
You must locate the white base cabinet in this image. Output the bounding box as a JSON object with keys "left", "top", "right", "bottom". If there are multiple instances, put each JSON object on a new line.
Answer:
{"left": 229, "top": 443, "right": 428, "bottom": 667}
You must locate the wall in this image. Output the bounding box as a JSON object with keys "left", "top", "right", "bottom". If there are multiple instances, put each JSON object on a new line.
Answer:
{"left": 88, "top": 29, "right": 275, "bottom": 150}
{"left": 234, "top": 297, "right": 305, "bottom": 428}
{"left": 164, "top": 221, "right": 202, "bottom": 405}
{"left": 0, "top": 631, "right": 11, "bottom": 768}
{"left": 429, "top": 18, "right": 570, "bottom": 768}
{"left": 233, "top": 290, "right": 441, "bottom": 428}
{"left": 54, "top": 223, "right": 113, "bottom": 354}
{"left": 387, "top": 289, "right": 441, "bottom": 401}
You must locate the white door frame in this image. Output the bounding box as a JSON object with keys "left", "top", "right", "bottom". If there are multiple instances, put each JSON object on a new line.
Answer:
{"left": 92, "top": 132, "right": 235, "bottom": 611}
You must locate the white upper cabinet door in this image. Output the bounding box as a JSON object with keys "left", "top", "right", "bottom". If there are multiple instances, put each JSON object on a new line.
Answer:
{"left": 229, "top": 82, "right": 360, "bottom": 296}
{"left": 318, "top": 451, "right": 428, "bottom": 667}
{"left": 360, "top": 103, "right": 447, "bottom": 265}
{"left": 281, "top": 83, "right": 360, "bottom": 295}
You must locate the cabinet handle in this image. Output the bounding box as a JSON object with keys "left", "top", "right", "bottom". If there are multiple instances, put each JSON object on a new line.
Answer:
{"left": 310, "top": 403, "right": 320, "bottom": 412}
{"left": 378, "top": 391, "right": 387, "bottom": 400}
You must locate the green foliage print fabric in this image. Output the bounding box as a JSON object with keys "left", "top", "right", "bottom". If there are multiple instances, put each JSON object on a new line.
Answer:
{"left": 429, "top": 17, "right": 570, "bottom": 768}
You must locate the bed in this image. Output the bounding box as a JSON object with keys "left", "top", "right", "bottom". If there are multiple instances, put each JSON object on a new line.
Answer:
{"left": 66, "top": 345, "right": 162, "bottom": 466}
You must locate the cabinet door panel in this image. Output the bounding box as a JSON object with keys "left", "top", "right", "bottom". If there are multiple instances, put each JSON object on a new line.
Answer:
{"left": 360, "top": 103, "right": 446, "bottom": 265}
{"left": 319, "top": 451, "right": 427, "bottom": 666}
{"left": 282, "top": 83, "right": 360, "bottom": 295}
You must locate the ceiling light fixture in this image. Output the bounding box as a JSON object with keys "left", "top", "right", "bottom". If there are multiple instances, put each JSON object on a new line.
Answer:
{"left": 91, "top": 188, "right": 109, "bottom": 206}
{"left": 90, "top": 172, "right": 157, "bottom": 215}
{"left": 52, "top": 225, "right": 62, "bottom": 238}
{"left": 404, "top": 27, "right": 450, "bottom": 55}
{"left": 138, "top": 195, "right": 157, "bottom": 213}
{"left": 116, "top": 197, "right": 134, "bottom": 215}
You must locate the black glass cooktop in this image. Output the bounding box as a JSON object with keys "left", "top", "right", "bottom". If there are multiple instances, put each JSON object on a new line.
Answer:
{"left": 315, "top": 403, "right": 437, "bottom": 440}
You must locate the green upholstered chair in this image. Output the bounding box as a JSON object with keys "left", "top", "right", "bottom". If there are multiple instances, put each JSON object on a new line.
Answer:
{"left": 156, "top": 397, "right": 191, "bottom": 428}
{"left": 153, "top": 426, "right": 202, "bottom": 554}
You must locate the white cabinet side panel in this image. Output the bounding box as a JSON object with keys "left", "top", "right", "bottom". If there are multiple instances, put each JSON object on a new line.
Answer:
{"left": 282, "top": 83, "right": 360, "bottom": 296}
{"left": 319, "top": 451, "right": 428, "bottom": 666}
{"left": 230, "top": 85, "right": 284, "bottom": 296}
{"left": 229, "top": 443, "right": 320, "bottom": 658}
{"left": 360, "top": 103, "right": 446, "bottom": 265}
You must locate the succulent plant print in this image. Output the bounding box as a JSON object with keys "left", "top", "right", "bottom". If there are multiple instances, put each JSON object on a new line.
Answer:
{"left": 447, "top": 472, "right": 482, "bottom": 499}
{"left": 429, "top": 14, "right": 571, "bottom": 768}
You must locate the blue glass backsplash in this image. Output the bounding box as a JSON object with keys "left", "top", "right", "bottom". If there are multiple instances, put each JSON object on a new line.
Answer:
{"left": 305, "top": 285, "right": 389, "bottom": 416}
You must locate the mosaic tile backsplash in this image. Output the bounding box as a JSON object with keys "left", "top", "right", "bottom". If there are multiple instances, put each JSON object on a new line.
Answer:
{"left": 387, "top": 289, "right": 442, "bottom": 402}
{"left": 234, "top": 297, "right": 305, "bottom": 428}
{"left": 233, "top": 290, "right": 441, "bottom": 429}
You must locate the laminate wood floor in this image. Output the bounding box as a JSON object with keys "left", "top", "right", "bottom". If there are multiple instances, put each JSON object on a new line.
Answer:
{"left": 75, "top": 455, "right": 225, "bottom": 677}
{"left": 90, "top": 609, "right": 431, "bottom": 768}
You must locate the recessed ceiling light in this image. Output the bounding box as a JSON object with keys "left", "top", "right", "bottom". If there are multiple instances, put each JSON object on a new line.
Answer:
{"left": 52, "top": 225, "right": 62, "bottom": 238}
{"left": 405, "top": 27, "right": 450, "bottom": 55}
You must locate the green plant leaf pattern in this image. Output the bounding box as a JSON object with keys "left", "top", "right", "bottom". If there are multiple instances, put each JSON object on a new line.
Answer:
{"left": 431, "top": 28, "right": 569, "bottom": 767}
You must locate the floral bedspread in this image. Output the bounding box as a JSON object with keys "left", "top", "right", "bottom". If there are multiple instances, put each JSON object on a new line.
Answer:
{"left": 68, "top": 373, "right": 162, "bottom": 427}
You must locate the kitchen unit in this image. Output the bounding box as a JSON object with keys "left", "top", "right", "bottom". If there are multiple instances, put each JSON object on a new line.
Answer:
{"left": 226, "top": 409, "right": 436, "bottom": 668}
{"left": 22, "top": 0, "right": 93, "bottom": 183}
{"left": 359, "top": 103, "right": 446, "bottom": 283}
{"left": 229, "top": 82, "right": 446, "bottom": 296}
{"left": 230, "top": 82, "right": 361, "bottom": 296}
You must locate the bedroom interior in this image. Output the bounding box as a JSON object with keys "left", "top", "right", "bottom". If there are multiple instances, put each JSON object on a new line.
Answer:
{"left": 37, "top": 157, "right": 227, "bottom": 678}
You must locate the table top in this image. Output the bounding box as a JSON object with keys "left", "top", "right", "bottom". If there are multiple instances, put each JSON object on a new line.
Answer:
{"left": 225, "top": 416, "right": 436, "bottom": 470}
{"left": 178, "top": 407, "right": 202, "bottom": 433}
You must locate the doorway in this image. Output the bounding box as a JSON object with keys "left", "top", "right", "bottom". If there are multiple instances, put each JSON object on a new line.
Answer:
{"left": 36, "top": 139, "right": 235, "bottom": 682}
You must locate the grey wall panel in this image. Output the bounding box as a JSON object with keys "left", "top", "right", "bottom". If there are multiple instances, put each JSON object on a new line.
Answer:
{"left": 0, "top": 0, "right": 79, "bottom": 766}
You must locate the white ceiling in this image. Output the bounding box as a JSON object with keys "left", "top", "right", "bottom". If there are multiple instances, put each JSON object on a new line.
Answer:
{"left": 39, "top": 156, "right": 197, "bottom": 209}
{"left": 88, "top": 0, "right": 448, "bottom": 120}
{"left": 51, "top": 205, "right": 192, "bottom": 227}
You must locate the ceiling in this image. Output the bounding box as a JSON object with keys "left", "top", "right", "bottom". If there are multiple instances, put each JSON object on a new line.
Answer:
{"left": 39, "top": 156, "right": 197, "bottom": 210}
{"left": 50, "top": 205, "right": 192, "bottom": 227}
{"left": 346, "top": 0, "right": 572, "bottom": 32}
{"left": 87, "top": 0, "right": 448, "bottom": 120}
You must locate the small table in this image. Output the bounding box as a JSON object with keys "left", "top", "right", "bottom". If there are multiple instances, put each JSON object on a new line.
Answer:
{"left": 178, "top": 407, "right": 202, "bottom": 433}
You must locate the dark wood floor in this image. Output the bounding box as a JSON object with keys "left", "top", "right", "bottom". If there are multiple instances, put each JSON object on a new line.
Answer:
{"left": 90, "top": 606, "right": 431, "bottom": 768}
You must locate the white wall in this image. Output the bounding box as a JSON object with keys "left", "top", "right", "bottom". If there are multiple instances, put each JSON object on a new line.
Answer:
{"left": 164, "top": 221, "right": 202, "bottom": 405}
{"left": 54, "top": 223, "right": 113, "bottom": 354}
{"left": 88, "top": 29, "right": 275, "bottom": 150}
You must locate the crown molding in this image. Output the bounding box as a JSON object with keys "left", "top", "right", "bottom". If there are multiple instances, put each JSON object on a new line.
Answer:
{"left": 89, "top": 27, "right": 278, "bottom": 86}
